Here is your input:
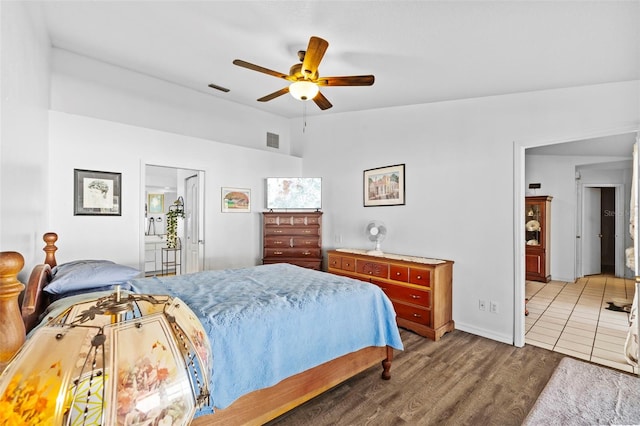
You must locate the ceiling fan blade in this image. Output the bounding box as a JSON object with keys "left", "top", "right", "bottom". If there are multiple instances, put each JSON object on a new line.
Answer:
{"left": 313, "top": 91, "right": 333, "bottom": 110}
{"left": 301, "top": 36, "right": 329, "bottom": 79}
{"left": 317, "top": 75, "right": 375, "bottom": 86}
{"left": 257, "top": 87, "right": 290, "bottom": 102}
{"left": 233, "top": 59, "right": 291, "bottom": 80}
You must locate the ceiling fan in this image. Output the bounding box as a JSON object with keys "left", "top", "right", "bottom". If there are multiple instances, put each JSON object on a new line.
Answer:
{"left": 233, "top": 36, "right": 374, "bottom": 110}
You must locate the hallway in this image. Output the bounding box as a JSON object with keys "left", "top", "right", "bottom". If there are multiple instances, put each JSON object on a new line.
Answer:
{"left": 525, "top": 274, "right": 636, "bottom": 374}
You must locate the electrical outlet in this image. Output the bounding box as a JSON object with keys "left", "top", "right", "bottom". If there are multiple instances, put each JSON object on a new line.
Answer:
{"left": 490, "top": 301, "right": 499, "bottom": 314}
{"left": 479, "top": 300, "right": 486, "bottom": 311}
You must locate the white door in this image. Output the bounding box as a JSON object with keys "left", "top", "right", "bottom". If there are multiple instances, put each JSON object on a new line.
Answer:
{"left": 185, "top": 174, "right": 204, "bottom": 273}
{"left": 583, "top": 187, "right": 602, "bottom": 276}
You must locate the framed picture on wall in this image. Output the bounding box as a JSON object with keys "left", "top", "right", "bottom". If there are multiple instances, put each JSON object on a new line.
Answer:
{"left": 148, "top": 193, "right": 165, "bottom": 214}
{"left": 74, "top": 169, "right": 122, "bottom": 216}
{"left": 363, "top": 164, "right": 405, "bottom": 207}
{"left": 221, "top": 187, "right": 251, "bottom": 213}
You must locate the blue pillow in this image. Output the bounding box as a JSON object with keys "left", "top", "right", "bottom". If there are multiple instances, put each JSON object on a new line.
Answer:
{"left": 44, "top": 260, "right": 141, "bottom": 295}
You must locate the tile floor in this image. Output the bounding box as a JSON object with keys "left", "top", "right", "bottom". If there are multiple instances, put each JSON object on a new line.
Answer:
{"left": 525, "top": 274, "right": 637, "bottom": 374}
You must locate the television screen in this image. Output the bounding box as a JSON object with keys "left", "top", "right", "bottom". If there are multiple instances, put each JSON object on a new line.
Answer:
{"left": 266, "top": 177, "right": 322, "bottom": 210}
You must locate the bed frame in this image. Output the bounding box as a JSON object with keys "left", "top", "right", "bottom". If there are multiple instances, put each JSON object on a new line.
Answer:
{"left": 2, "top": 232, "right": 394, "bottom": 425}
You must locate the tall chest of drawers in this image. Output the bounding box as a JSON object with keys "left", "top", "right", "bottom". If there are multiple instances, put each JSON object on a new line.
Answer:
{"left": 327, "top": 249, "right": 454, "bottom": 341}
{"left": 262, "top": 212, "right": 322, "bottom": 270}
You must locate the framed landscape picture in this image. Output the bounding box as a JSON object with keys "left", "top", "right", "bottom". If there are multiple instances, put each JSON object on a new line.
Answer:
{"left": 221, "top": 187, "right": 251, "bottom": 213}
{"left": 74, "top": 169, "right": 122, "bottom": 216}
{"left": 363, "top": 164, "right": 405, "bottom": 207}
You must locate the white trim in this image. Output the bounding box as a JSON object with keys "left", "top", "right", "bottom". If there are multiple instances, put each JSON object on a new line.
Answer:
{"left": 513, "top": 141, "right": 526, "bottom": 347}
{"left": 456, "top": 322, "right": 513, "bottom": 345}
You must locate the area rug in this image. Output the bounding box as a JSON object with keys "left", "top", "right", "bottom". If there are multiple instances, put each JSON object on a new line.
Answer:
{"left": 523, "top": 357, "right": 640, "bottom": 425}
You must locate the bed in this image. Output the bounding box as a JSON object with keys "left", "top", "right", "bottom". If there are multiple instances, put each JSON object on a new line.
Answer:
{"left": 4, "top": 232, "right": 403, "bottom": 425}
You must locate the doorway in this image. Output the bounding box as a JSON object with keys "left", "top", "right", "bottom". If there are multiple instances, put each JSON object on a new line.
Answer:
{"left": 577, "top": 184, "right": 625, "bottom": 279}
{"left": 143, "top": 164, "right": 205, "bottom": 275}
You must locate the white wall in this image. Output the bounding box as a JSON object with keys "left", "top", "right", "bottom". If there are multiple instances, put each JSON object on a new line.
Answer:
{"left": 49, "top": 111, "right": 301, "bottom": 270}
{"left": 0, "top": 1, "right": 51, "bottom": 279}
{"left": 525, "top": 155, "right": 632, "bottom": 282}
{"left": 297, "top": 81, "right": 640, "bottom": 344}
{"left": 51, "top": 49, "right": 294, "bottom": 156}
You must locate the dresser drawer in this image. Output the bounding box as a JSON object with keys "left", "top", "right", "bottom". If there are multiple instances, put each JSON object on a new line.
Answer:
{"left": 373, "top": 281, "right": 431, "bottom": 308}
{"left": 263, "top": 259, "right": 321, "bottom": 269}
{"left": 292, "top": 215, "right": 320, "bottom": 226}
{"left": 291, "top": 236, "right": 320, "bottom": 247}
{"left": 409, "top": 268, "right": 431, "bottom": 287}
{"left": 264, "top": 215, "right": 321, "bottom": 226}
{"left": 264, "top": 248, "right": 321, "bottom": 258}
{"left": 264, "top": 227, "right": 319, "bottom": 236}
{"left": 389, "top": 265, "right": 409, "bottom": 282}
{"left": 394, "top": 302, "right": 431, "bottom": 326}
{"left": 264, "top": 236, "right": 291, "bottom": 247}
{"left": 328, "top": 254, "right": 356, "bottom": 272}
{"left": 356, "top": 259, "right": 389, "bottom": 278}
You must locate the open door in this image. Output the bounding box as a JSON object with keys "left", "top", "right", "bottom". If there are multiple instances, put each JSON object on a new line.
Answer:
{"left": 583, "top": 187, "right": 602, "bottom": 276}
{"left": 184, "top": 173, "right": 204, "bottom": 273}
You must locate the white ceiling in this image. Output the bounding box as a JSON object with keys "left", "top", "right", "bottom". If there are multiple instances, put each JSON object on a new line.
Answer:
{"left": 35, "top": 1, "right": 639, "bottom": 157}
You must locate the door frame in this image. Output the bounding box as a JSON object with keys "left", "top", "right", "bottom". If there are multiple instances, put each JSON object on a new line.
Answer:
{"left": 575, "top": 183, "right": 625, "bottom": 279}
{"left": 513, "top": 125, "right": 637, "bottom": 347}
{"left": 139, "top": 161, "right": 205, "bottom": 274}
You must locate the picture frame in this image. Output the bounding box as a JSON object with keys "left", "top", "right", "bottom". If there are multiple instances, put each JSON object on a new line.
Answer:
{"left": 363, "top": 164, "right": 405, "bottom": 207}
{"left": 221, "top": 187, "right": 251, "bottom": 213}
{"left": 147, "top": 193, "right": 165, "bottom": 214}
{"left": 74, "top": 169, "right": 122, "bottom": 216}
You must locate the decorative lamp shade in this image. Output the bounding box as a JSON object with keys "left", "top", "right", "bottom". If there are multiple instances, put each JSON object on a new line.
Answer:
{"left": 0, "top": 291, "right": 211, "bottom": 426}
{"left": 289, "top": 81, "right": 319, "bottom": 101}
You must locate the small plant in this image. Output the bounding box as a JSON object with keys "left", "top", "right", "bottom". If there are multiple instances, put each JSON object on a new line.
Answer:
{"left": 166, "top": 198, "right": 185, "bottom": 248}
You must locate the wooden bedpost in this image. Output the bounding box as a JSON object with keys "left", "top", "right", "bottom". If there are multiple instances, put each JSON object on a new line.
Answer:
{"left": 381, "top": 346, "right": 393, "bottom": 380}
{"left": 0, "top": 251, "right": 26, "bottom": 372}
{"left": 43, "top": 232, "right": 58, "bottom": 268}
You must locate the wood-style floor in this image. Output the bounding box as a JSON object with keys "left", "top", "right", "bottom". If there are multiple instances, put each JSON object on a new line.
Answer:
{"left": 267, "top": 329, "right": 565, "bottom": 426}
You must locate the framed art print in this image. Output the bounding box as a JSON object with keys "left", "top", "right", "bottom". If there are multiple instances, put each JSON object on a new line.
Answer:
{"left": 148, "top": 193, "right": 165, "bottom": 214}
{"left": 221, "top": 187, "right": 251, "bottom": 212}
{"left": 74, "top": 169, "right": 122, "bottom": 215}
{"left": 363, "top": 164, "right": 405, "bottom": 207}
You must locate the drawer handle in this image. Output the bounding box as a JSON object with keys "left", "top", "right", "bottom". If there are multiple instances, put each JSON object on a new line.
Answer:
{"left": 410, "top": 294, "right": 421, "bottom": 299}
{"left": 273, "top": 251, "right": 283, "bottom": 255}
{"left": 274, "top": 230, "right": 283, "bottom": 233}
{"left": 275, "top": 241, "right": 283, "bottom": 245}
{"left": 395, "top": 272, "right": 401, "bottom": 276}
{"left": 303, "top": 252, "right": 311, "bottom": 256}
{"left": 416, "top": 275, "right": 422, "bottom": 280}
{"left": 303, "top": 230, "right": 311, "bottom": 234}
{"left": 412, "top": 313, "right": 422, "bottom": 318}
{"left": 345, "top": 263, "right": 350, "bottom": 267}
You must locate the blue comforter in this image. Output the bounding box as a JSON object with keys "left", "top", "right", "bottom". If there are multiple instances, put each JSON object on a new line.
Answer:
{"left": 128, "top": 263, "right": 403, "bottom": 411}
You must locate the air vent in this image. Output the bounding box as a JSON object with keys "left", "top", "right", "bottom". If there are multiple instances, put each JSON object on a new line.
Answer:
{"left": 208, "top": 83, "right": 230, "bottom": 93}
{"left": 266, "top": 132, "right": 279, "bottom": 149}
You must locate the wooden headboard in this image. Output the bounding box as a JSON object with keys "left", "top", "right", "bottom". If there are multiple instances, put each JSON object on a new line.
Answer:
{"left": 21, "top": 232, "right": 59, "bottom": 333}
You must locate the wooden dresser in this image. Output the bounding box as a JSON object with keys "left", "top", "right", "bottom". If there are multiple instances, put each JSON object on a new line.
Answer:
{"left": 327, "top": 249, "right": 454, "bottom": 341}
{"left": 262, "top": 211, "right": 322, "bottom": 270}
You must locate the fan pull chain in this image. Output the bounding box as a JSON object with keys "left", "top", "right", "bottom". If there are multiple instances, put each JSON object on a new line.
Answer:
{"left": 302, "top": 102, "right": 307, "bottom": 133}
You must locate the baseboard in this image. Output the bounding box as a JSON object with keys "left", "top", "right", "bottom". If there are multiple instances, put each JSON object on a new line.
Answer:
{"left": 455, "top": 322, "right": 513, "bottom": 345}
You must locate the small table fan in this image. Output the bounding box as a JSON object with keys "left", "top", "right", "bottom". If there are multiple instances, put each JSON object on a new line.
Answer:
{"left": 366, "top": 220, "right": 387, "bottom": 256}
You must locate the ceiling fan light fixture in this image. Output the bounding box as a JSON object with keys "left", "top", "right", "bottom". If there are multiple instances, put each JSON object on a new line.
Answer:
{"left": 289, "top": 81, "right": 319, "bottom": 101}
